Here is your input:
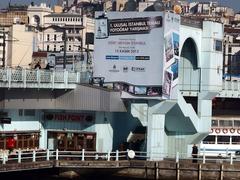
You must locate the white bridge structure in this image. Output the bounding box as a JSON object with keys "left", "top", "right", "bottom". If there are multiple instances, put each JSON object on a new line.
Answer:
{"left": 0, "top": 67, "right": 91, "bottom": 89}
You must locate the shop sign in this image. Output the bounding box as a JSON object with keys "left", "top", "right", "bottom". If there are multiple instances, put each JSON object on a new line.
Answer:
{"left": 0, "top": 117, "right": 11, "bottom": 124}
{"left": 45, "top": 113, "right": 94, "bottom": 122}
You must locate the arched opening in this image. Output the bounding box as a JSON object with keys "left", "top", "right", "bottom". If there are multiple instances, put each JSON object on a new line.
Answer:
{"left": 32, "top": 15, "right": 40, "bottom": 26}
{"left": 179, "top": 38, "right": 200, "bottom": 91}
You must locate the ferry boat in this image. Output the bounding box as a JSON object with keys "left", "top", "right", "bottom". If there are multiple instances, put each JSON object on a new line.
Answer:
{"left": 200, "top": 115, "right": 240, "bottom": 157}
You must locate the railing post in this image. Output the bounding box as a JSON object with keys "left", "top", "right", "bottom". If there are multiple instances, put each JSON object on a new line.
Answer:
{"left": 56, "top": 149, "right": 59, "bottom": 160}
{"left": 37, "top": 69, "right": 40, "bottom": 85}
{"left": 46, "top": 149, "right": 50, "bottom": 161}
{"left": 23, "top": 69, "right": 27, "bottom": 88}
{"left": 64, "top": 69, "right": 68, "bottom": 88}
{"left": 81, "top": 149, "right": 85, "bottom": 161}
{"left": 230, "top": 153, "right": 233, "bottom": 165}
{"left": 76, "top": 72, "right": 80, "bottom": 83}
{"left": 7, "top": 68, "right": 11, "bottom": 89}
{"left": 203, "top": 148, "right": 206, "bottom": 164}
{"left": 176, "top": 152, "right": 179, "bottom": 163}
{"left": 18, "top": 150, "right": 21, "bottom": 163}
{"left": 52, "top": 70, "right": 55, "bottom": 89}
{"left": 33, "top": 150, "right": 36, "bottom": 162}
{"left": 116, "top": 150, "right": 119, "bottom": 161}
{"left": 107, "top": 151, "right": 111, "bottom": 161}
{"left": 2, "top": 151, "right": 6, "bottom": 165}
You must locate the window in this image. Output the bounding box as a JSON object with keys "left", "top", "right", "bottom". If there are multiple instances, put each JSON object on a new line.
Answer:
{"left": 47, "top": 34, "right": 50, "bottom": 41}
{"left": 217, "top": 136, "right": 230, "bottom": 144}
{"left": 219, "top": 120, "right": 232, "bottom": 127}
{"left": 232, "top": 136, "right": 240, "bottom": 144}
{"left": 228, "top": 47, "right": 232, "bottom": 53}
{"left": 203, "top": 135, "right": 215, "bottom": 144}
{"left": 54, "top": 45, "right": 56, "bottom": 51}
{"left": 214, "top": 40, "right": 222, "bottom": 52}
{"left": 47, "top": 45, "right": 50, "bottom": 51}
{"left": 69, "top": 45, "right": 72, "bottom": 51}
{"left": 234, "top": 120, "right": 240, "bottom": 127}
{"left": 211, "top": 120, "right": 218, "bottom": 127}
{"left": 54, "top": 34, "right": 57, "bottom": 41}
{"left": 24, "top": 109, "right": 35, "bottom": 116}
{"left": 19, "top": 109, "right": 23, "bottom": 116}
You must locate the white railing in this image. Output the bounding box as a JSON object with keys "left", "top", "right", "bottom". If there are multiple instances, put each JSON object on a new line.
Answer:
{"left": 0, "top": 68, "right": 91, "bottom": 89}
{"left": 1, "top": 149, "right": 240, "bottom": 165}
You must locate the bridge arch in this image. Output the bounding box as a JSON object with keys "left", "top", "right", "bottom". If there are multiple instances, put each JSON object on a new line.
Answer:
{"left": 179, "top": 37, "right": 200, "bottom": 91}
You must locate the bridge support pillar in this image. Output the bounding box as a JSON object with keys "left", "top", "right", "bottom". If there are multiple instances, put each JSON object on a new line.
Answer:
{"left": 146, "top": 100, "right": 175, "bottom": 160}
{"left": 197, "top": 92, "right": 216, "bottom": 133}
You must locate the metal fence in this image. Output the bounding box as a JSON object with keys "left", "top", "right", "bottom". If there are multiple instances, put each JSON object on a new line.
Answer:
{"left": 1, "top": 149, "right": 240, "bottom": 165}
{"left": 0, "top": 68, "right": 91, "bottom": 89}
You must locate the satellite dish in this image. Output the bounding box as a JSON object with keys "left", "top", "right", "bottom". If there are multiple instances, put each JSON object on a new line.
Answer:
{"left": 124, "top": 0, "right": 137, "bottom": 11}
{"left": 153, "top": 0, "right": 165, "bottom": 11}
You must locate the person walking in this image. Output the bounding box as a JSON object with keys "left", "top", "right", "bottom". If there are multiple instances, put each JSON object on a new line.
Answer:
{"left": 192, "top": 144, "right": 198, "bottom": 163}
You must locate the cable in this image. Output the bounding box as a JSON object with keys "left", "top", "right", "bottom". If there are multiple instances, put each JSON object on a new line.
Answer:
{"left": 17, "top": 44, "right": 32, "bottom": 66}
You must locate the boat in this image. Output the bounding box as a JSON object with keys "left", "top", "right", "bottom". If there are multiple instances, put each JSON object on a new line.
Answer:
{"left": 199, "top": 115, "right": 240, "bottom": 157}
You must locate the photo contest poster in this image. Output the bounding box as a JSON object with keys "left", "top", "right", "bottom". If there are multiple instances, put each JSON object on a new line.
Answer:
{"left": 94, "top": 12, "right": 179, "bottom": 99}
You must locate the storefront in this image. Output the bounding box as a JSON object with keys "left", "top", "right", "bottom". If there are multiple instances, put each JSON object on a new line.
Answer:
{"left": 47, "top": 131, "right": 96, "bottom": 151}
{"left": 44, "top": 112, "right": 96, "bottom": 151}
{"left": 0, "top": 131, "right": 40, "bottom": 150}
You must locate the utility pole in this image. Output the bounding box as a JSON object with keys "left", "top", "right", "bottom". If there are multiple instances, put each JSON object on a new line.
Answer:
{"left": 0, "top": 27, "right": 6, "bottom": 67}
{"left": 2, "top": 30, "right": 6, "bottom": 67}
{"left": 63, "top": 28, "right": 67, "bottom": 69}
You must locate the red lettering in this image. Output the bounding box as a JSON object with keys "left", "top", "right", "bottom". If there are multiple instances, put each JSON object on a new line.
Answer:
{"left": 48, "top": 114, "right": 93, "bottom": 121}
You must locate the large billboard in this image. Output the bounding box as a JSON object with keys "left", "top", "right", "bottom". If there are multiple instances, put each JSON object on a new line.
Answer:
{"left": 93, "top": 12, "right": 180, "bottom": 99}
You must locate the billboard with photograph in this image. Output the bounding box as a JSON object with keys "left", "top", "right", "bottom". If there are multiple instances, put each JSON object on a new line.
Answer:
{"left": 93, "top": 12, "right": 180, "bottom": 99}
{"left": 162, "top": 13, "right": 180, "bottom": 99}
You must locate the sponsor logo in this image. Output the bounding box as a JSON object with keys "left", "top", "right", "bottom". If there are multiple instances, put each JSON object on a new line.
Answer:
{"left": 123, "top": 66, "right": 128, "bottom": 72}
{"left": 109, "top": 64, "right": 119, "bottom": 72}
{"left": 131, "top": 67, "right": 145, "bottom": 72}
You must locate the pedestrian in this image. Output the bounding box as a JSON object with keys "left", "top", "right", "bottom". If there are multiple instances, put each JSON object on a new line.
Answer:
{"left": 192, "top": 144, "right": 198, "bottom": 163}
{"left": 45, "top": 63, "right": 50, "bottom": 70}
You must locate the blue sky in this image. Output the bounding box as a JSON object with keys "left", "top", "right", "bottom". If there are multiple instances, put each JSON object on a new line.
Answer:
{"left": 0, "top": 0, "right": 239, "bottom": 12}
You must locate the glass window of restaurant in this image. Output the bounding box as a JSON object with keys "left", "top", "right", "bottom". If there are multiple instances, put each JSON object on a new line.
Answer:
{"left": 0, "top": 132, "right": 40, "bottom": 150}
{"left": 48, "top": 131, "right": 96, "bottom": 151}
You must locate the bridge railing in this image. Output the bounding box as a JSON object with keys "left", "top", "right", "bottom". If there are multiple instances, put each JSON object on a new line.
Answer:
{"left": 0, "top": 68, "right": 91, "bottom": 88}
{"left": 2, "top": 149, "right": 240, "bottom": 165}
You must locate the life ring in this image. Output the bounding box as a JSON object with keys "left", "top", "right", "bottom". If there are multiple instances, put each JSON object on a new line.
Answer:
{"left": 211, "top": 128, "right": 214, "bottom": 133}
{"left": 222, "top": 129, "right": 228, "bottom": 134}
{"left": 237, "top": 129, "right": 240, "bottom": 134}
{"left": 230, "top": 128, "right": 235, "bottom": 133}
{"left": 215, "top": 129, "right": 220, "bottom": 134}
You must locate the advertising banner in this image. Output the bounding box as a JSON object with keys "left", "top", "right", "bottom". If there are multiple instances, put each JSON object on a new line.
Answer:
{"left": 162, "top": 13, "right": 180, "bottom": 99}
{"left": 93, "top": 12, "right": 180, "bottom": 99}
